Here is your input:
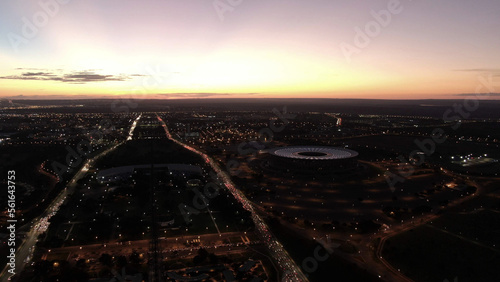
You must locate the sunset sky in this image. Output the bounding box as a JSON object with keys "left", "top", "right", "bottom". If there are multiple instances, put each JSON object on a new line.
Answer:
{"left": 1, "top": 0, "right": 499, "bottom": 99}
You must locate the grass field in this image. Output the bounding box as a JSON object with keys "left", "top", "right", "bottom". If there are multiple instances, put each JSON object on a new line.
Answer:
{"left": 383, "top": 210, "right": 500, "bottom": 282}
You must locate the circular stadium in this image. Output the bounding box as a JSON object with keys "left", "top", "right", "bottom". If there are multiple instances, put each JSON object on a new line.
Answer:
{"left": 267, "top": 146, "right": 359, "bottom": 175}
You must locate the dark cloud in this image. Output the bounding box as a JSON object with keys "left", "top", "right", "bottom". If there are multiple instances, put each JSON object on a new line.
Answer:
{"left": 3, "top": 94, "right": 117, "bottom": 100}
{"left": 3, "top": 93, "right": 260, "bottom": 100}
{"left": 455, "top": 68, "right": 500, "bottom": 72}
{"left": 64, "top": 72, "right": 126, "bottom": 82}
{"left": 0, "top": 70, "right": 132, "bottom": 83}
{"left": 156, "top": 93, "right": 259, "bottom": 98}
{"left": 15, "top": 68, "right": 46, "bottom": 70}
{"left": 455, "top": 68, "right": 500, "bottom": 79}
{"left": 454, "top": 93, "right": 500, "bottom": 97}
{"left": 454, "top": 68, "right": 500, "bottom": 82}
{"left": 22, "top": 72, "right": 54, "bottom": 76}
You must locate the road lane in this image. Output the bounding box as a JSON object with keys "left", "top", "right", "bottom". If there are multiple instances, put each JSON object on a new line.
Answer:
{"left": 156, "top": 114, "right": 308, "bottom": 282}
{"left": 1, "top": 115, "right": 142, "bottom": 281}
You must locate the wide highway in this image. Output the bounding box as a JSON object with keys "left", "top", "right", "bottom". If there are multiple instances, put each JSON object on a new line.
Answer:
{"left": 157, "top": 114, "right": 308, "bottom": 282}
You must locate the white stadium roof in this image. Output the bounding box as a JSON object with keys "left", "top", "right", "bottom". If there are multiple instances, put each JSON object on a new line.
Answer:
{"left": 269, "top": 146, "right": 358, "bottom": 160}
